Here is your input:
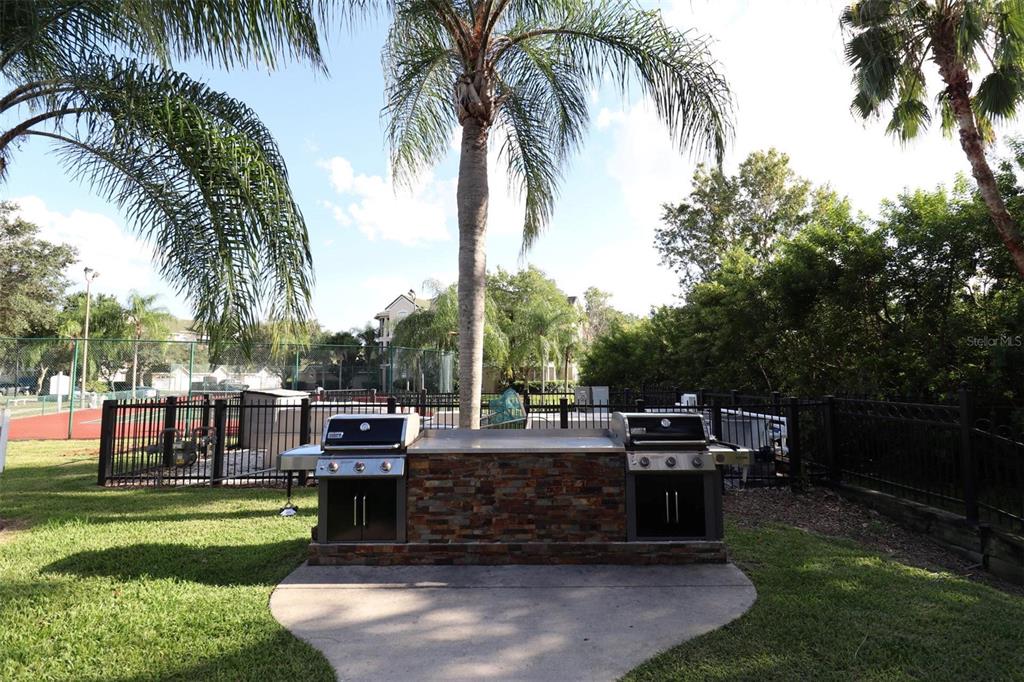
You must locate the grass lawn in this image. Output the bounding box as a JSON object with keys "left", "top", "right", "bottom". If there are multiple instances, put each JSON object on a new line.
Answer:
{"left": 0, "top": 440, "right": 333, "bottom": 681}
{"left": 2, "top": 441, "right": 1024, "bottom": 680}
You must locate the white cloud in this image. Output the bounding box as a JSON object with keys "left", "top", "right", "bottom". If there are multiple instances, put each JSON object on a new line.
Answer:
{"left": 11, "top": 196, "right": 189, "bottom": 314}
{"left": 319, "top": 156, "right": 451, "bottom": 246}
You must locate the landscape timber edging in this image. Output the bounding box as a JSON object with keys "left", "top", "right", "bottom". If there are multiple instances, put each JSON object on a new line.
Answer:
{"left": 836, "top": 483, "right": 1024, "bottom": 586}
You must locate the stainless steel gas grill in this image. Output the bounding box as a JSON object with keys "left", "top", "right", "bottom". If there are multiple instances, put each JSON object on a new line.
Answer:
{"left": 611, "top": 412, "right": 747, "bottom": 541}
{"left": 316, "top": 413, "right": 418, "bottom": 542}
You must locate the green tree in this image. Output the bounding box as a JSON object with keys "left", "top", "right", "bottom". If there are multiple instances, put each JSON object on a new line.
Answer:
{"left": 59, "top": 292, "right": 127, "bottom": 390}
{"left": 655, "top": 149, "right": 813, "bottom": 287}
{"left": 842, "top": 0, "right": 1024, "bottom": 277}
{"left": 124, "top": 292, "right": 172, "bottom": 397}
{"left": 0, "top": 201, "right": 76, "bottom": 337}
{"left": 369, "top": 0, "right": 731, "bottom": 426}
{"left": 581, "top": 287, "right": 633, "bottom": 343}
{"left": 392, "top": 281, "right": 508, "bottom": 367}
{"left": 0, "top": 1, "right": 324, "bottom": 348}
{"left": 489, "top": 267, "right": 579, "bottom": 390}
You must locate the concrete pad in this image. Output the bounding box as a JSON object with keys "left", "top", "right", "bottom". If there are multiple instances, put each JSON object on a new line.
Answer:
{"left": 271, "top": 563, "right": 756, "bottom": 681}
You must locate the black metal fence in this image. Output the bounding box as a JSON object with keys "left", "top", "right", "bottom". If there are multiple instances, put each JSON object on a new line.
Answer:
{"left": 95, "top": 385, "right": 1024, "bottom": 533}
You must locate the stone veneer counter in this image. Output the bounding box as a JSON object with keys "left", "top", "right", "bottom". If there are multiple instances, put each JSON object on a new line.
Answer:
{"left": 308, "top": 429, "right": 728, "bottom": 566}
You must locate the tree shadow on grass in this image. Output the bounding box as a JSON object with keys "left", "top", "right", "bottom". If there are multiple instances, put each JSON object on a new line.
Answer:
{"left": 42, "top": 539, "right": 310, "bottom": 587}
{"left": 114, "top": 629, "right": 335, "bottom": 682}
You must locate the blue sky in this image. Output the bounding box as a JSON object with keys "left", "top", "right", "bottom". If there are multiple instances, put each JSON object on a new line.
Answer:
{"left": 6, "top": 1, "right": 981, "bottom": 332}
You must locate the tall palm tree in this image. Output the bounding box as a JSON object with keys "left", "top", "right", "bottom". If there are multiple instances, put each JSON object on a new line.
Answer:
{"left": 842, "top": 0, "right": 1024, "bottom": 277}
{"left": 374, "top": 0, "right": 732, "bottom": 426}
{"left": 0, "top": 1, "right": 324, "bottom": 350}
{"left": 124, "top": 291, "right": 171, "bottom": 398}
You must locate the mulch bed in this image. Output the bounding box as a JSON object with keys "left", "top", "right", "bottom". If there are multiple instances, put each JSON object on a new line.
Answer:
{"left": 724, "top": 486, "right": 1023, "bottom": 597}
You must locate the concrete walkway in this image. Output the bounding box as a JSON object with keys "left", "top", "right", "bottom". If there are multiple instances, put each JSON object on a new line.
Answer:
{"left": 270, "top": 563, "right": 756, "bottom": 681}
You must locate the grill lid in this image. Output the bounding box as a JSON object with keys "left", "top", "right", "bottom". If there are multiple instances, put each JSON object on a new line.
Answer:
{"left": 320, "top": 413, "right": 420, "bottom": 450}
{"left": 610, "top": 412, "right": 707, "bottom": 449}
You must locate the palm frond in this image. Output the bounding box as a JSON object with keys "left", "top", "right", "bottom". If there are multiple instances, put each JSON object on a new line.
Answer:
{"left": 0, "top": 0, "right": 327, "bottom": 80}
{"left": 975, "top": 66, "right": 1024, "bottom": 119}
{"left": 383, "top": 7, "right": 461, "bottom": 184}
{"left": 494, "top": 74, "right": 561, "bottom": 252}
{"left": 497, "top": 2, "right": 733, "bottom": 163}
{"left": 27, "top": 58, "right": 313, "bottom": 351}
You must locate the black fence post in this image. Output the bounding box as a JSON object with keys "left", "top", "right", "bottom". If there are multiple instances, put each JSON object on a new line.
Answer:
{"left": 162, "top": 396, "right": 178, "bottom": 467}
{"left": 201, "top": 393, "right": 211, "bottom": 429}
{"left": 97, "top": 399, "right": 117, "bottom": 486}
{"left": 635, "top": 398, "right": 646, "bottom": 413}
{"left": 824, "top": 395, "right": 839, "bottom": 485}
{"left": 711, "top": 398, "right": 723, "bottom": 441}
{"left": 772, "top": 391, "right": 781, "bottom": 415}
{"left": 959, "top": 385, "right": 979, "bottom": 525}
{"left": 624, "top": 388, "right": 633, "bottom": 410}
{"left": 417, "top": 388, "right": 427, "bottom": 416}
{"left": 523, "top": 392, "right": 531, "bottom": 416}
{"left": 212, "top": 399, "right": 227, "bottom": 486}
{"left": 730, "top": 389, "right": 739, "bottom": 406}
{"left": 236, "top": 391, "right": 247, "bottom": 449}
{"left": 697, "top": 387, "right": 706, "bottom": 405}
{"left": 559, "top": 398, "right": 569, "bottom": 428}
{"left": 787, "top": 396, "right": 803, "bottom": 492}
{"left": 387, "top": 397, "right": 397, "bottom": 414}
{"left": 299, "top": 398, "right": 311, "bottom": 445}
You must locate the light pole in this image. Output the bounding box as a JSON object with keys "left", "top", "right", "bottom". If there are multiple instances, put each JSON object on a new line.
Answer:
{"left": 80, "top": 267, "right": 99, "bottom": 403}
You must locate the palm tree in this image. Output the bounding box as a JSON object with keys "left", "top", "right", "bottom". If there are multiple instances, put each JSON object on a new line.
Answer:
{"left": 124, "top": 292, "right": 171, "bottom": 398}
{"left": 374, "top": 0, "right": 732, "bottom": 426}
{"left": 0, "top": 1, "right": 323, "bottom": 350}
{"left": 842, "top": 0, "right": 1024, "bottom": 277}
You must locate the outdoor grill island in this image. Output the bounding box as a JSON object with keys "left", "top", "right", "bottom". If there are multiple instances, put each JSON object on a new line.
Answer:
{"left": 283, "top": 411, "right": 748, "bottom": 566}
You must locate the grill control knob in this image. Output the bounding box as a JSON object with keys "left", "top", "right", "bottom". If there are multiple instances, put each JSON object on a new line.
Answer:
{"left": 665, "top": 456, "right": 677, "bottom": 468}
{"left": 691, "top": 456, "right": 704, "bottom": 469}
{"left": 638, "top": 456, "right": 650, "bottom": 468}
{"left": 354, "top": 461, "right": 366, "bottom": 472}
{"left": 327, "top": 461, "right": 339, "bottom": 473}
{"left": 380, "top": 461, "right": 392, "bottom": 472}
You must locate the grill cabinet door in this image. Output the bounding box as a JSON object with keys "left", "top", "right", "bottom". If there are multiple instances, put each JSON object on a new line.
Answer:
{"left": 323, "top": 479, "right": 363, "bottom": 542}
{"left": 360, "top": 478, "right": 399, "bottom": 541}
{"left": 671, "top": 476, "right": 707, "bottom": 538}
{"left": 634, "top": 474, "right": 675, "bottom": 538}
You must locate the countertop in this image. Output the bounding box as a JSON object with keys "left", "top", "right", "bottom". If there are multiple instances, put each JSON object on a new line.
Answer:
{"left": 408, "top": 429, "right": 624, "bottom": 454}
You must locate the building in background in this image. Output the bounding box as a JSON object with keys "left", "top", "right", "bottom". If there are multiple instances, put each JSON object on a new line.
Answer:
{"left": 374, "top": 290, "right": 431, "bottom": 349}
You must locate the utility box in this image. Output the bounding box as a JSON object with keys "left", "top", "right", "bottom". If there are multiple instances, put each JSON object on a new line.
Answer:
{"left": 574, "top": 386, "right": 610, "bottom": 411}
{"left": 49, "top": 372, "right": 70, "bottom": 396}
{"left": 239, "top": 389, "right": 309, "bottom": 467}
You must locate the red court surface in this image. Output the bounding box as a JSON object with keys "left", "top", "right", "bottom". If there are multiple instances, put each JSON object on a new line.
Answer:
{"left": 8, "top": 408, "right": 103, "bottom": 440}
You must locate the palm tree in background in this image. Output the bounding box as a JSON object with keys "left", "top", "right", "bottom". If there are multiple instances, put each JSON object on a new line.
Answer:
{"left": 369, "top": 0, "right": 732, "bottom": 427}
{"left": 842, "top": 0, "right": 1024, "bottom": 277}
{"left": 0, "top": 1, "right": 324, "bottom": 350}
{"left": 124, "top": 292, "right": 171, "bottom": 398}
{"left": 391, "top": 280, "right": 509, "bottom": 369}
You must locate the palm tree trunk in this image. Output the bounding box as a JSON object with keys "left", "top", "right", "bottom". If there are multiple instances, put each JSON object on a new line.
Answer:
{"left": 456, "top": 119, "right": 489, "bottom": 428}
{"left": 934, "top": 45, "right": 1024, "bottom": 277}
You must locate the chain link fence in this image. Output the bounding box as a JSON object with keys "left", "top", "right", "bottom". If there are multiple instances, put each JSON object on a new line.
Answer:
{"left": 0, "top": 337, "right": 454, "bottom": 437}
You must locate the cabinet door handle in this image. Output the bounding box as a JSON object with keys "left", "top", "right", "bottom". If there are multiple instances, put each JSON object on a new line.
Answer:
{"left": 362, "top": 495, "right": 367, "bottom": 527}
{"left": 665, "top": 490, "right": 670, "bottom": 523}
{"left": 675, "top": 491, "right": 679, "bottom": 524}
{"left": 353, "top": 495, "right": 358, "bottom": 526}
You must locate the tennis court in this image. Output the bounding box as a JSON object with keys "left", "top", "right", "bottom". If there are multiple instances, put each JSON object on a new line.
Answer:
{"left": 6, "top": 407, "right": 104, "bottom": 440}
